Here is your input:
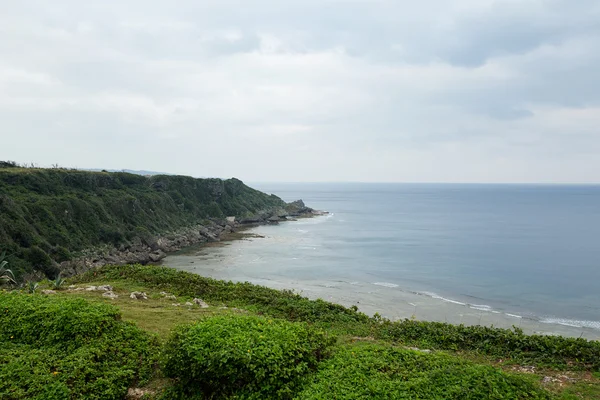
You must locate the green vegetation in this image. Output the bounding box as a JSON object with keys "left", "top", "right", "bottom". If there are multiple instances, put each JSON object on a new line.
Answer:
{"left": 73, "top": 264, "right": 370, "bottom": 326}
{"left": 0, "top": 293, "right": 157, "bottom": 399}
{"left": 3, "top": 264, "right": 600, "bottom": 398}
{"left": 297, "top": 342, "right": 551, "bottom": 399}
{"left": 0, "top": 165, "right": 286, "bottom": 279}
{"left": 375, "top": 320, "right": 600, "bottom": 370}
{"left": 74, "top": 264, "right": 600, "bottom": 372}
{"left": 163, "top": 315, "right": 335, "bottom": 399}
{"left": 0, "top": 251, "right": 16, "bottom": 285}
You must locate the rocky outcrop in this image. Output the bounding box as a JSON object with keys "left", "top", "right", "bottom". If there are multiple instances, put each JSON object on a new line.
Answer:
{"left": 58, "top": 200, "right": 324, "bottom": 277}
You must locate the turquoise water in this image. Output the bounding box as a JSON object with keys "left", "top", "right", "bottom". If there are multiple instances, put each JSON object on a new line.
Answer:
{"left": 164, "top": 183, "right": 600, "bottom": 335}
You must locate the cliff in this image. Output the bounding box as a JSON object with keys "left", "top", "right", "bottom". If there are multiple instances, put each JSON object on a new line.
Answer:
{"left": 0, "top": 166, "right": 311, "bottom": 279}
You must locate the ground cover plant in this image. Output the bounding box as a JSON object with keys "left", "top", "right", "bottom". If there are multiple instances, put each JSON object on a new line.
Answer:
{"left": 296, "top": 342, "right": 552, "bottom": 399}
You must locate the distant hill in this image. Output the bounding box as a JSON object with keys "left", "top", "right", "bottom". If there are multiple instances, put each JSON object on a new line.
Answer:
{"left": 86, "top": 168, "right": 172, "bottom": 176}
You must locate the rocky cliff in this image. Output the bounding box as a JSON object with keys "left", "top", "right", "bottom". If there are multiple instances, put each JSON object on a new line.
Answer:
{"left": 0, "top": 166, "right": 318, "bottom": 280}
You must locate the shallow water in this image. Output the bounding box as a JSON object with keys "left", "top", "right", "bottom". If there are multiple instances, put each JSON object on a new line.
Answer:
{"left": 163, "top": 183, "right": 600, "bottom": 339}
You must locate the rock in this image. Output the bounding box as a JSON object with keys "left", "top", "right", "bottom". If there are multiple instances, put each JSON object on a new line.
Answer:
{"left": 85, "top": 286, "right": 97, "bottom": 291}
{"left": 103, "top": 291, "right": 119, "bottom": 299}
{"left": 165, "top": 295, "right": 176, "bottom": 300}
{"left": 148, "top": 250, "right": 166, "bottom": 262}
{"left": 41, "top": 290, "right": 57, "bottom": 295}
{"left": 126, "top": 388, "right": 155, "bottom": 399}
{"left": 199, "top": 228, "right": 219, "bottom": 242}
{"left": 172, "top": 303, "right": 180, "bottom": 306}
{"left": 193, "top": 298, "right": 209, "bottom": 308}
{"left": 184, "top": 302, "right": 193, "bottom": 306}
{"left": 130, "top": 292, "right": 148, "bottom": 300}
{"left": 97, "top": 285, "right": 113, "bottom": 292}
{"left": 407, "top": 347, "right": 431, "bottom": 353}
{"left": 68, "top": 285, "right": 76, "bottom": 289}
{"left": 542, "top": 376, "right": 555, "bottom": 384}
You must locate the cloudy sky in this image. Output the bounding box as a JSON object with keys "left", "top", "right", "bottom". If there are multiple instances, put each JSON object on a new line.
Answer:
{"left": 1, "top": 0, "right": 599, "bottom": 182}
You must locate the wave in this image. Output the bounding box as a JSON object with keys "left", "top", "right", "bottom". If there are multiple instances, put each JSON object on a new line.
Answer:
{"left": 373, "top": 282, "right": 400, "bottom": 288}
{"left": 420, "top": 291, "right": 467, "bottom": 306}
{"left": 351, "top": 280, "right": 600, "bottom": 332}
{"left": 540, "top": 318, "right": 600, "bottom": 330}
{"left": 505, "top": 313, "right": 523, "bottom": 319}
{"left": 469, "top": 304, "right": 493, "bottom": 312}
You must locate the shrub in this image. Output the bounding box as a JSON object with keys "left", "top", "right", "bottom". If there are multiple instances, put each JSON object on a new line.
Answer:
{"left": 163, "top": 315, "right": 336, "bottom": 399}
{"left": 375, "top": 320, "right": 600, "bottom": 370}
{"left": 0, "top": 293, "right": 158, "bottom": 399}
{"left": 296, "top": 343, "right": 551, "bottom": 399}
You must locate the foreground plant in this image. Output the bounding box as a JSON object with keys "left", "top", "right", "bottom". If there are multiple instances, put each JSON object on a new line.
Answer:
{"left": 51, "top": 273, "right": 66, "bottom": 290}
{"left": 297, "top": 342, "right": 552, "bottom": 399}
{"left": 163, "top": 315, "right": 336, "bottom": 399}
{"left": 26, "top": 281, "right": 39, "bottom": 294}
{"left": 0, "top": 252, "right": 16, "bottom": 285}
{"left": 0, "top": 293, "right": 158, "bottom": 400}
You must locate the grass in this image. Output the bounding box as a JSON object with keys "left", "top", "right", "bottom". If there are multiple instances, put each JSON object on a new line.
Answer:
{"left": 44, "top": 280, "right": 235, "bottom": 338}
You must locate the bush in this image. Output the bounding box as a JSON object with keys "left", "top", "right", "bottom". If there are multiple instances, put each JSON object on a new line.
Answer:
{"left": 375, "top": 320, "right": 600, "bottom": 370}
{"left": 296, "top": 343, "right": 551, "bottom": 399}
{"left": 0, "top": 293, "right": 158, "bottom": 399}
{"left": 24, "top": 245, "right": 60, "bottom": 279}
{"left": 163, "top": 315, "right": 336, "bottom": 399}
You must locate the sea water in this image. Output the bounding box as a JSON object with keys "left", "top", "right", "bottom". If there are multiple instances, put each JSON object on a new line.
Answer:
{"left": 162, "top": 183, "right": 600, "bottom": 338}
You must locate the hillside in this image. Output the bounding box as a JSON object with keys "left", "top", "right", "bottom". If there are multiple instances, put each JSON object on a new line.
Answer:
{"left": 0, "top": 166, "right": 292, "bottom": 279}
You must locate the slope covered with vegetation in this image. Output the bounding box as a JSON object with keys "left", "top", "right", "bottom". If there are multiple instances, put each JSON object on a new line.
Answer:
{"left": 0, "top": 165, "right": 286, "bottom": 279}
{"left": 2, "top": 264, "right": 598, "bottom": 399}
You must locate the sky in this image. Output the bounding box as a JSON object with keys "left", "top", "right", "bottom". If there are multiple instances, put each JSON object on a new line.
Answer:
{"left": 1, "top": 0, "right": 599, "bottom": 183}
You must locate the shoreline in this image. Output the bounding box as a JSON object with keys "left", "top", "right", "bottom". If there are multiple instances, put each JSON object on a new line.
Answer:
{"left": 161, "top": 217, "right": 600, "bottom": 341}
{"left": 57, "top": 201, "right": 323, "bottom": 278}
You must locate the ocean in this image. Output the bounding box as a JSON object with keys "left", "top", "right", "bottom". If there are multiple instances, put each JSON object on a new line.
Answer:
{"left": 162, "top": 183, "right": 600, "bottom": 338}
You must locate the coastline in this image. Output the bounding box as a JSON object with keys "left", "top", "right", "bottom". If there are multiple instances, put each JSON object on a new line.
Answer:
{"left": 161, "top": 217, "right": 600, "bottom": 341}
{"left": 57, "top": 200, "right": 322, "bottom": 278}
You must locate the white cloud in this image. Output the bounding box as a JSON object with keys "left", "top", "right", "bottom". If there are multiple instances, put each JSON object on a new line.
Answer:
{"left": 0, "top": 0, "right": 599, "bottom": 182}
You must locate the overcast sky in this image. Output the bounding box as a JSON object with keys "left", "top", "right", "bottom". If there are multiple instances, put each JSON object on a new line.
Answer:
{"left": 1, "top": 0, "right": 599, "bottom": 183}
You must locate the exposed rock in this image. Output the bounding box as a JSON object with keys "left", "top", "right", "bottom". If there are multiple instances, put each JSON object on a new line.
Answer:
{"left": 148, "top": 250, "right": 167, "bottom": 262}
{"left": 57, "top": 201, "right": 321, "bottom": 277}
{"left": 103, "top": 291, "right": 119, "bottom": 299}
{"left": 85, "top": 286, "right": 97, "bottom": 291}
{"left": 193, "top": 298, "right": 209, "bottom": 308}
{"left": 97, "top": 285, "right": 113, "bottom": 292}
{"left": 41, "top": 290, "right": 57, "bottom": 295}
{"left": 165, "top": 295, "right": 176, "bottom": 300}
{"left": 184, "top": 302, "right": 193, "bottom": 306}
{"left": 407, "top": 347, "right": 432, "bottom": 353}
{"left": 512, "top": 365, "right": 536, "bottom": 374}
{"left": 130, "top": 292, "right": 148, "bottom": 300}
{"left": 126, "top": 388, "right": 155, "bottom": 399}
